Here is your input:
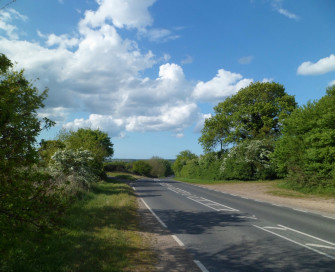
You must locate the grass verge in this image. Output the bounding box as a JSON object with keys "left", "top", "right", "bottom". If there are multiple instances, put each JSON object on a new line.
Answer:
{"left": 1, "top": 180, "right": 154, "bottom": 272}
{"left": 107, "top": 172, "right": 142, "bottom": 181}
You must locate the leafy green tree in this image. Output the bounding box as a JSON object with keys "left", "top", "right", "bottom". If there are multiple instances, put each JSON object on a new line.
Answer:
{"left": 147, "top": 156, "right": 173, "bottom": 177}
{"left": 172, "top": 150, "right": 198, "bottom": 177}
{"left": 39, "top": 139, "right": 65, "bottom": 165}
{"left": 272, "top": 85, "right": 335, "bottom": 189}
{"left": 132, "top": 160, "right": 152, "bottom": 176}
{"left": 199, "top": 82, "right": 297, "bottom": 151}
{"left": 58, "top": 128, "right": 114, "bottom": 177}
{"left": 0, "top": 54, "right": 64, "bottom": 232}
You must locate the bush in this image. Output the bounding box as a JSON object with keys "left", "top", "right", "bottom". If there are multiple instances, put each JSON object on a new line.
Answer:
{"left": 221, "top": 139, "right": 276, "bottom": 180}
{"left": 49, "top": 149, "right": 99, "bottom": 191}
{"left": 147, "top": 157, "right": 173, "bottom": 177}
{"left": 132, "top": 160, "right": 152, "bottom": 176}
{"left": 272, "top": 85, "right": 335, "bottom": 189}
{"left": 104, "top": 161, "right": 129, "bottom": 172}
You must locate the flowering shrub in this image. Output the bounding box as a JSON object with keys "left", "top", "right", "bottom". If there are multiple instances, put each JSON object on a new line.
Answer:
{"left": 49, "top": 149, "right": 99, "bottom": 191}
{"left": 221, "top": 139, "right": 276, "bottom": 180}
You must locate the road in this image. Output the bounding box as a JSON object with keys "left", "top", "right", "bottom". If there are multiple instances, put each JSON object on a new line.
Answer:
{"left": 132, "top": 178, "right": 335, "bottom": 272}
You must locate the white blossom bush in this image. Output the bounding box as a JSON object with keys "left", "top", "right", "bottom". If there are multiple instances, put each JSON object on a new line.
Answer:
{"left": 49, "top": 149, "right": 99, "bottom": 192}
{"left": 220, "top": 139, "right": 276, "bottom": 180}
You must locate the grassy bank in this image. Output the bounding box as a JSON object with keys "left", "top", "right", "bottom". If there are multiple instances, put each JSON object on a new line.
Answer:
{"left": 1, "top": 180, "right": 154, "bottom": 272}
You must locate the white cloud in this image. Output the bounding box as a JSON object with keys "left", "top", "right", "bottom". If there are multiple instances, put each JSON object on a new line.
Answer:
{"left": 271, "top": 0, "right": 299, "bottom": 20}
{"left": 64, "top": 114, "right": 125, "bottom": 137}
{"left": 193, "top": 69, "right": 253, "bottom": 102}
{"left": 194, "top": 113, "right": 211, "bottom": 133}
{"left": 329, "top": 80, "right": 335, "bottom": 86}
{"left": 238, "top": 55, "right": 254, "bottom": 65}
{"left": 297, "top": 54, "right": 335, "bottom": 75}
{"left": 80, "top": 0, "right": 155, "bottom": 30}
{"left": 0, "top": 8, "right": 27, "bottom": 39}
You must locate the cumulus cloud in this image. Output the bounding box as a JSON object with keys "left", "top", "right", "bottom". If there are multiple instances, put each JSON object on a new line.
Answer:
{"left": 64, "top": 114, "right": 125, "bottom": 137}
{"left": 0, "top": 1, "right": 254, "bottom": 139}
{"left": 329, "top": 80, "right": 335, "bottom": 86}
{"left": 79, "top": 0, "right": 155, "bottom": 30}
{"left": 297, "top": 54, "right": 335, "bottom": 75}
{"left": 193, "top": 69, "right": 253, "bottom": 102}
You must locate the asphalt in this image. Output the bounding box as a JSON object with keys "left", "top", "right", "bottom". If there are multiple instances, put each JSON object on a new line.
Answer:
{"left": 132, "top": 178, "right": 335, "bottom": 272}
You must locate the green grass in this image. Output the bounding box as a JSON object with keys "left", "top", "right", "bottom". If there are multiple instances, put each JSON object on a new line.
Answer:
{"left": 1, "top": 180, "right": 155, "bottom": 272}
{"left": 107, "top": 172, "right": 142, "bottom": 181}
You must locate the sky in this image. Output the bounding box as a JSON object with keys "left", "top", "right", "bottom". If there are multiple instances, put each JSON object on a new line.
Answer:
{"left": 0, "top": 0, "right": 335, "bottom": 159}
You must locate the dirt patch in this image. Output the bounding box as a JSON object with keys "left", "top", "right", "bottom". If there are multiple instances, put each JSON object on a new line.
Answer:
{"left": 198, "top": 182, "right": 335, "bottom": 217}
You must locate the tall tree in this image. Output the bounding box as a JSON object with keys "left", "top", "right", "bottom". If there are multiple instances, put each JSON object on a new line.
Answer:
{"left": 0, "top": 54, "right": 63, "bottom": 232}
{"left": 199, "top": 82, "right": 297, "bottom": 152}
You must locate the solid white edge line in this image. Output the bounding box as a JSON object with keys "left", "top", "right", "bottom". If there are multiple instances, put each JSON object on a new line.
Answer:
{"left": 193, "top": 260, "right": 210, "bottom": 272}
{"left": 277, "top": 224, "right": 335, "bottom": 246}
{"left": 253, "top": 224, "right": 335, "bottom": 260}
{"left": 322, "top": 215, "right": 335, "bottom": 220}
{"left": 305, "top": 243, "right": 335, "bottom": 250}
{"left": 171, "top": 235, "right": 184, "bottom": 246}
{"left": 141, "top": 198, "right": 167, "bottom": 228}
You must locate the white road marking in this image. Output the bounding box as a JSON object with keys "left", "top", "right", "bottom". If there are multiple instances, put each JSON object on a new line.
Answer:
{"left": 322, "top": 215, "right": 335, "bottom": 220}
{"left": 271, "top": 204, "right": 283, "bottom": 207}
{"left": 293, "top": 208, "right": 308, "bottom": 213}
{"left": 132, "top": 186, "right": 136, "bottom": 191}
{"left": 187, "top": 196, "right": 239, "bottom": 212}
{"left": 193, "top": 260, "right": 210, "bottom": 272}
{"left": 263, "top": 226, "right": 287, "bottom": 230}
{"left": 172, "top": 235, "right": 184, "bottom": 246}
{"left": 306, "top": 243, "right": 335, "bottom": 250}
{"left": 277, "top": 224, "right": 335, "bottom": 246}
{"left": 141, "top": 198, "right": 167, "bottom": 228}
{"left": 253, "top": 224, "right": 335, "bottom": 260}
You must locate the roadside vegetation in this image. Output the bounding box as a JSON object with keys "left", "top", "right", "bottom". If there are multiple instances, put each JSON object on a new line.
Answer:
{"left": 173, "top": 82, "right": 335, "bottom": 196}
{"left": 0, "top": 54, "right": 154, "bottom": 271}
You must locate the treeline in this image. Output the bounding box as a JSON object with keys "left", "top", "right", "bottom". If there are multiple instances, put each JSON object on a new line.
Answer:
{"left": 0, "top": 53, "right": 114, "bottom": 259}
{"left": 173, "top": 82, "right": 335, "bottom": 193}
{"left": 104, "top": 156, "right": 173, "bottom": 178}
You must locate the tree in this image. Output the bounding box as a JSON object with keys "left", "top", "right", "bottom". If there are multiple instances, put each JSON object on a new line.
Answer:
{"left": 172, "top": 150, "right": 198, "bottom": 176}
{"left": 39, "top": 139, "right": 65, "bottom": 165}
{"left": 132, "top": 160, "right": 152, "bottom": 176}
{"left": 0, "top": 54, "right": 64, "bottom": 232}
{"left": 199, "top": 82, "right": 297, "bottom": 152}
{"left": 147, "top": 156, "right": 173, "bottom": 177}
{"left": 58, "top": 128, "right": 114, "bottom": 177}
{"left": 272, "top": 85, "right": 335, "bottom": 188}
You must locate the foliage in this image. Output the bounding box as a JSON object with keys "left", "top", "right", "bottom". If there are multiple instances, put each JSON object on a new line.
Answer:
{"left": 172, "top": 150, "right": 198, "bottom": 176}
{"left": 0, "top": 54, "right": 54, "bottom": 179}
{"left": 0, "top": 181, "right": 155, "bottom": 272}
{"left": 221, "top": 139, "right": 276, "bottom": 180}
{"left": 38, "top": 139, "right": 65, "bottom": 165}
{"left": 104, "top": 161, "right": 129, "bottom": 172}
{"left": 272, "top": 85, "right": 335, "bottom": 189}
{"left": 58, "top": 128, "right": 114, "bottom": 178}
{"left": 49, "top": 149, "right": 99, "bottom": 191}
{"left": 0, "top": 54, "right": 66, "bottom": 234}
{"left": 132, "top": 160, "right": 152, "bottom": 176}
{"left": 199, "top": 82, "right": 297, "bottom": 152}
{"left": 147, "top": 156, "right": 173, "bottom": 177}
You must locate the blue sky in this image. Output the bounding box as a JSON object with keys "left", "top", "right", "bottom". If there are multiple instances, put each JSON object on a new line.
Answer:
{"left": 1, "top": 0, "right": 335, "bottom": 159}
